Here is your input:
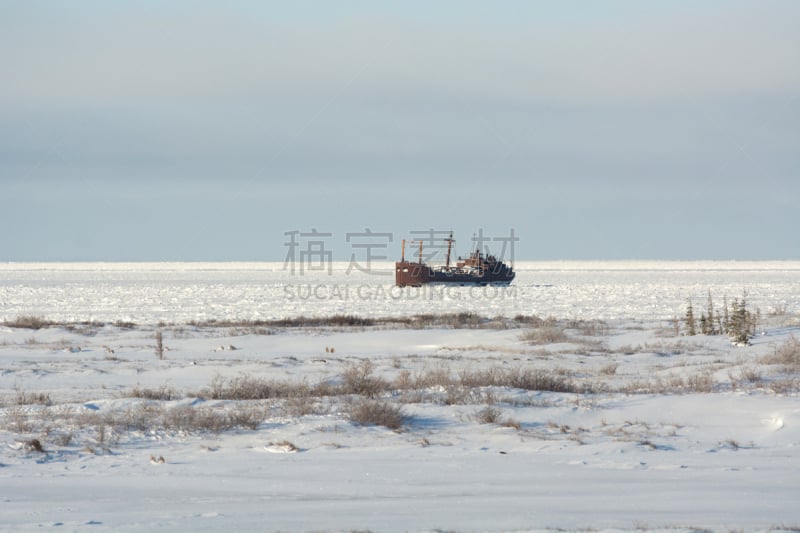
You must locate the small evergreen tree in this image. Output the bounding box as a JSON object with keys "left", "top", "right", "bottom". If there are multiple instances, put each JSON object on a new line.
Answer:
{"left": 729, "top": 297, "right": 741, "bottom": 340}
{"left": 155, "top": 330, "right": 164, "bottom": 360}
{"left": 706, "top": 290, "right": 716, "bottom": 335}
{"left": 699, "top": 312, "right": 709, "bottom": 335}
{"left": 753, "top": 307, "right": 761, "bottom": 336}
{"left": 684, "top": 299, "right": 697, "bottom": 336}
{"left": 722, "top": 295, "right": 730, "bottom": 335}
{"left": 729, "top": 293, "right": 751, "bottom": 345}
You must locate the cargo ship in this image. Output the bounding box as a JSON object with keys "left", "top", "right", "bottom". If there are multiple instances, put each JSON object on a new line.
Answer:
{"left": 395, "top": 233, "right": 515, "bottom": 287}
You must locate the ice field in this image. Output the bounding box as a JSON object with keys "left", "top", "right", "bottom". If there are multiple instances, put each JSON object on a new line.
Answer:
{"left": 2, "top": 261, "right": 800, "bottom": 324}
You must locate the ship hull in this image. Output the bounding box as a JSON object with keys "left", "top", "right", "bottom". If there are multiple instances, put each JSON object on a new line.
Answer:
{"left": 395, "top": 261, "right": 515, "bottom": 287}
{"left": 429, "top": 270, "right": 515, "bottom": 286}
{"left": 395, "top": 261, "right": 431, "bottom": 287}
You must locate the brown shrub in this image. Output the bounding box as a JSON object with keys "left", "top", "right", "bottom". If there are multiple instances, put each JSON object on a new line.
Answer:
{"left": 4, "top": 316, "right": 52, "bottom": 329}
{"left": 513, "top": 314, "right": 546, "bottom": 327}
{"left": 520, "top": 326, "right": 569, "bottom": 345}
{"left": 349, "top": 399, "right": 406, "bottom": 430}
{"left": 128, "top": 385, "right": 180, "bottom": 401}
{"left": 761, "top": 336, "right": 800, "bottom": 370}
{"left": 205, "top": 374, "right": 310, "bottom": 400}
{"left": 474, "top": 405, "right": 502, "bottom": 424}
{"left": 15, "top": 390, "right": 52, "bottom": 406}
{"left": 505, "top": 367, "right": 575, "bottom": 392}
{"left": 340, "top": 360, "right": 388, "bottom": 397}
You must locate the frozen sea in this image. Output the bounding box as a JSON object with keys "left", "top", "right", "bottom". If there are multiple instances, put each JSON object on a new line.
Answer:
{"left": 2, "top": 261, "right": 799, "bottom": 324}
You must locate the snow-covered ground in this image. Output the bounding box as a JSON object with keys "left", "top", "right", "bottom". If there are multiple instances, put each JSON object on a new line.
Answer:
{"left": 1, "top": 263, "right": 799, "bottom": 532}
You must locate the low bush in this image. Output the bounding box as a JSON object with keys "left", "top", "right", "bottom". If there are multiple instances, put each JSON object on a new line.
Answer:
{"left": 283, "top": 395, "right": 322, "bottom": 417}
{"left": 205, "top": 374, "right": 310, "bottom": 400}
{"left": 474, "top": 405, "right": 502, "bottom": 424}
{"left": 340, "top": 360, "right": 388, "bottom": 397}
{"left": 513, "top": 314, "right": 546, "bottom": 327}
{"left": 761, "top": 336, "right": 800, "bottom": 370}
{"left": 191, "top": 315, "right": 377, "bottom": 328}
{"left": 349, "top": 399, "right": 406, "bottom": 430}
{"left": 505, "top": 367, "right": 574, "bottom": 392}
{"left": 4, "top": 316, "right": 52, "bottom": 330}
{"left": 128, "top": 385, "right": 180, "bottom": 401}
{"left": 15, "top": 390, "right": 52, "bottom": 406}
{"left": 520, "top": 326, "right": 570, "bottom": 345}
{"left": 566, "top": 319, "right": 608, "bottom": 336}
{"left": 459, "top": 366, "right": 575, "bottom": 393}
{"left": 409, "top": 366, "right": 454, "bottom": 389}
{"left": 621, "top": 371, "right": 716, "bottom": 395}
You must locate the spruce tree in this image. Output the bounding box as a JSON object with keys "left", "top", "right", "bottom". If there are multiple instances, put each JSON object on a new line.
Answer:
{"left": 706, "top": 290, "right": 716, "bottom": 335}
{"left": 700, "top": 312, "right": 709, "bottom": 335}
{"left": 738, "top": 293, "right": 749, "bottom": 339}
{"left": 722, "top": 295, "right": 730, "bottom": 335}
{"left": 753, "top": 307, "right": 761, "bottom": 336}
{"left": 729, "top": 294, "right": 751, "bottom": 345}
{"left": 729, "top": 297, "right": 741, "bottom": 341}
{"left": 685, "top": 299, "right": 697, "bottom": 336}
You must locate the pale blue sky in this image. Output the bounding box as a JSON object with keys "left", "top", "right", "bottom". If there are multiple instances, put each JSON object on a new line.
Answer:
{"left": 2, "top": 1, "right": 798, "bottom": 260}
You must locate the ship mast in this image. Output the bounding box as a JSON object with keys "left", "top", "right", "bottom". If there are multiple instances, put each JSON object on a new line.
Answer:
{"left": 445, "top": 231, "right": 454, "bottom": 268}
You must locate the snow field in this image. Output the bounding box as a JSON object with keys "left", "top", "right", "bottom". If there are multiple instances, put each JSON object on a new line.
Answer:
{"left": 2, "top": 317, "right": 800, "bottom": 532}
